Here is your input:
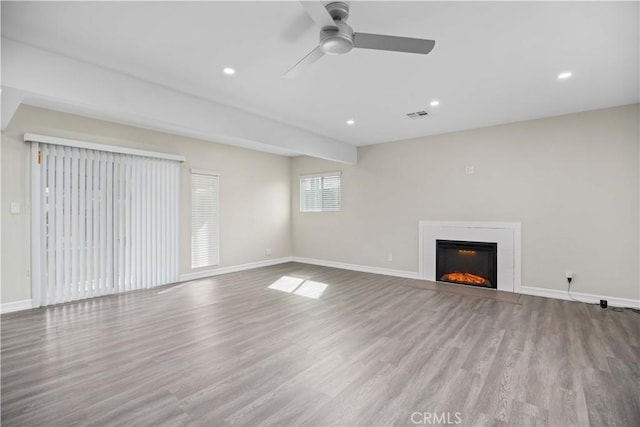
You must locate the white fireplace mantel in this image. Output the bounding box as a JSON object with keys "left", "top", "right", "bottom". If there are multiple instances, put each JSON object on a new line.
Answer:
{"left": 418, "top": 221, "right": 522, "bottom": 293}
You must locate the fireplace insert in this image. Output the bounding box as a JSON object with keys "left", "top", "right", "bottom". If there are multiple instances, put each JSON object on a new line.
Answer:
{"left": 435, "top": 240, "right": 497, "bottom": 288}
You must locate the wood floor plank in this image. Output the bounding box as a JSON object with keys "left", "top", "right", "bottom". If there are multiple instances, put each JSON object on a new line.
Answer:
{"left": 2, "top": 262, "right": 639, "bottom": 426}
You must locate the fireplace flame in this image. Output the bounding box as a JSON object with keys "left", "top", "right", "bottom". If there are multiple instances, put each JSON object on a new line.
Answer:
{"left": 457, "top": 249, "right": 477, "bottom": 255}
{"left": 440, "top": 272, "right": 491, "bottom": 286}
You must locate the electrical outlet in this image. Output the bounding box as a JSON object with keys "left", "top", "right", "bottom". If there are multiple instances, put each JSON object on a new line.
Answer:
{"left": 387, "top": 253, "right": 393, "bottom": 262}
{"left": 465, "top": 166, "right": 475, "bottom": 175}
{"left": 566, "top": 271, "right": 573, "bottom": 279}
{"left": 265, "top": 248, "right": 272, "bottom": 256}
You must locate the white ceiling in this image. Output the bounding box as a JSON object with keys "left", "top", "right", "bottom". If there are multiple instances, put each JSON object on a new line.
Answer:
{"left": 2, "top": 1, "right": 639, "bottom": 147}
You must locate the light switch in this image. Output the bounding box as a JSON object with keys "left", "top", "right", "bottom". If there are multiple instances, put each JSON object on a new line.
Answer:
{"left": 10, "top": 202, "right": 21, "bottom": 214}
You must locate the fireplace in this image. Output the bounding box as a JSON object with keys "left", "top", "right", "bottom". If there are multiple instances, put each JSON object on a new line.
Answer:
{"left": 435, "top": 240, "right": 497, "bottom": 289}
{"left": 419, "top": 221, "right": 521, "bottom": 292}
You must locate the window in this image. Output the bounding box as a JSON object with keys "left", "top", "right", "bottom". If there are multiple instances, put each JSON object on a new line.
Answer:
{"left": 300, "top": 172, "right": 341, "bottom": 212}
{"left": 191, "top": 170, "right": 220, "bottom": 268}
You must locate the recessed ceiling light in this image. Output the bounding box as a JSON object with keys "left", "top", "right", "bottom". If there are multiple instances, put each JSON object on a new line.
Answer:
{"left": 558, "top": 71, "right": 572, "bottom": 79}
{"left": 430, "top": 100, "right": 440, "bottom": 107}
{"left": 346, "top": 119, "right": 355, "bottom": 125}
{"left": 223, "top": 67, "right": 236, "bottom": 75}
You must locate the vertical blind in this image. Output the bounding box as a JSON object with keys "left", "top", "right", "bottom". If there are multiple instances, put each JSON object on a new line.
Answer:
{"left": 191, "top": 170, "right": 220, "bottom": 269}
{"left": 300, "top": 172, "right": 341, "bottom": 212}
{"left": 32, "top": 142, "right": 181, "bottom": 307}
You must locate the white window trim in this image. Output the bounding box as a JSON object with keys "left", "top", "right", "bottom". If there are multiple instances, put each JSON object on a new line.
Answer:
{"left": 24, "top": 133, "right": 185, "bottom": 162}
{"left": 299, "top": 171, "right": 342, "bottom": 180}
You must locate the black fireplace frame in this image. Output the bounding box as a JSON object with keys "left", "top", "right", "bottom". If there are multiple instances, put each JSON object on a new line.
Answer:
{"left": 435, "top": 240, "right": 498, "bottom": 289}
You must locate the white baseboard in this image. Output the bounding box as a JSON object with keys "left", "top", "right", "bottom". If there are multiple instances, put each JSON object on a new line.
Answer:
{"left": 291, "top": 257, "right": 420, "bottom": 280}
{"left": 7, "top": 265, "right": 636, "bottom": 313}
{"left": 179, "top": 257, "right": 293, "bottom": 282}
{"left": 1, "top": 299, "right": 33, "bottom": 314}
{"left": 520, "top": 286, "right": 640, "bottom": 309}
{"left": 290, "top": 258, "right": 639, "bottom": 308}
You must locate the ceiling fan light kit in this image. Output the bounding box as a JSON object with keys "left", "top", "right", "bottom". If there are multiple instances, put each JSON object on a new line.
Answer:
{"left": 285, "top": 1, "right": 436, "bottom": 77}
{"left": 320, "top": 22, "right": 354, "bottom": 55}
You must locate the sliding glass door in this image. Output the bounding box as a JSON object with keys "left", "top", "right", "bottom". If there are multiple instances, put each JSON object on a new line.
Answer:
{"left": 30, "top": 141, "right": 181, "bottom": 307}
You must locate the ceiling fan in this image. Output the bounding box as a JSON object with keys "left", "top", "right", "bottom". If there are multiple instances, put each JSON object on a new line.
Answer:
{"left": 284, "top": 1, "right": 436, "bottom": 78}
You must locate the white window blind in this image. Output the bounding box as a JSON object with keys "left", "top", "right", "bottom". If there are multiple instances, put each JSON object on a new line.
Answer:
{"left": 300, "top": 172, "right": 341, "bottom": 212}
{"left": 30, "top": 142, "right": 181, "bottom": 307}
{"left": 191, "top": 170, "right": 220, "bottom": 269}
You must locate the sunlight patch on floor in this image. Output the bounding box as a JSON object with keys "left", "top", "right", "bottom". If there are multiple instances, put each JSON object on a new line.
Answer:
{"left": 267, "top": 276, "right": 328, "bottom": 299}
{"left": 268, "top": 276, "right": 305, "bottom": 292}
{"left": 294, "top": 280, "right": 328, "bottom": 299}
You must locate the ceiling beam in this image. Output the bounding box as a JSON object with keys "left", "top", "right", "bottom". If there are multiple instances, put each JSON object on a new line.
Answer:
{"left": 1, "top": 38, "right": 357, "bottom": 164}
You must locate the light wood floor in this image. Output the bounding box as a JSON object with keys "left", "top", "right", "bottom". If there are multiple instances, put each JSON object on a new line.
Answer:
{"left": 2, "top": 262, "right": 639, "bottom": 426}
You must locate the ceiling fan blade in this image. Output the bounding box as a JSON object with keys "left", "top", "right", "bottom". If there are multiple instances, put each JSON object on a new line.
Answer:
{"left": 281, "top": 10, "right": 314, "bottom": 42}
{"left": 353, "top": 33, "right": 436, "bottom": 55}
{"left": 299, "top": 1, "right": 337, "bottom": 29}
{"left": 284, "top": 46, "right": 325, "bottom": 78}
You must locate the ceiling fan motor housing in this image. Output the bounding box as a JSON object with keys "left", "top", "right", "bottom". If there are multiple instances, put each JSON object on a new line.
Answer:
{"left": 326, "top": 2, "right": 350, "bottom": 21}
{"left": 320, "top": 21, "right": 354, "bottom": 55}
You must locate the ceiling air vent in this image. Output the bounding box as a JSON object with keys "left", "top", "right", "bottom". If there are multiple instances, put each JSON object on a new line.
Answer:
{"left": 406, "top": 110, "right": 430, "bottom": 120}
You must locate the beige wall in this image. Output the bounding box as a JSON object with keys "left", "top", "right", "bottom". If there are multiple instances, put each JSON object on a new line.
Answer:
{"left": 3, "top": 104, "right": 638, "bottom": 304}
{"left": 292, "top": 104, "right": 640, "bottom": 300}
{"left": 1, "top": 105, "right": 292, "bottom": 303}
